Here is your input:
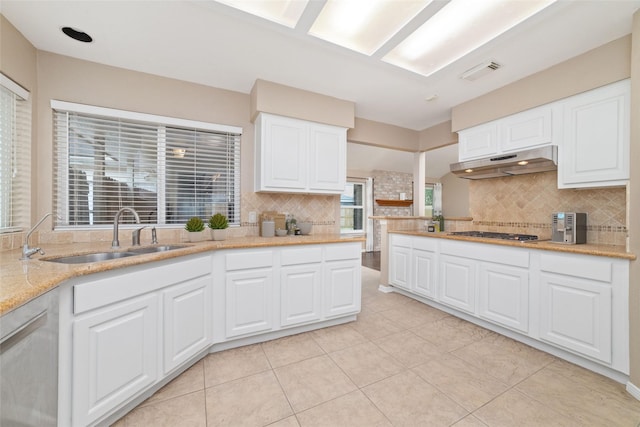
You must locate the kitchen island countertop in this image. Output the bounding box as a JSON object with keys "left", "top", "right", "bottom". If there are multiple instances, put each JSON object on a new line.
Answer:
{"left": 390, "top": 230, "right": 636, "bottom": 260}
{"left": 0, "top": 234, "right": 364, "bottom": 316}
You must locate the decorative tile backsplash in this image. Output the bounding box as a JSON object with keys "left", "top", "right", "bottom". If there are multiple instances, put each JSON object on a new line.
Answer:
{"left": 468, "top": 171, "right": 627, "bottom": 245}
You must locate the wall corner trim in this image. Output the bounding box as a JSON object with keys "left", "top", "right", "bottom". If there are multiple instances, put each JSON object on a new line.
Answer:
{"left": 626, "top": 381, "right": 640, "bottom": 401}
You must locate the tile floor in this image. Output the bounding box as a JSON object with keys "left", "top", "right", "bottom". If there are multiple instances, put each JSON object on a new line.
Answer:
{"left": 113, "top": 267, "right": 640, "bottom": 426}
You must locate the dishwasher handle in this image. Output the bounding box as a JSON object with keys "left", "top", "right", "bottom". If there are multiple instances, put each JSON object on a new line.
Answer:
{"left": 0, "top": 309, "right": 47, "bottom": 353}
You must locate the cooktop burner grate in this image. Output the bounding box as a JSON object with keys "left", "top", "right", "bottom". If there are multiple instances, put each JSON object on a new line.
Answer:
{"left": 449, "top": 231, "right": 538, "bottom": 241}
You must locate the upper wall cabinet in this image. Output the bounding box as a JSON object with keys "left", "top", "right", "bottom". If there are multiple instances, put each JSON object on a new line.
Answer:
{"left": 458, "top": 104, "right": 555, "bottom": 161}
{"left": 557, "top": 79, "right": 630, "bottom": 189}
{"left": 255, "top": 113, "right": 347, "bottom": 194}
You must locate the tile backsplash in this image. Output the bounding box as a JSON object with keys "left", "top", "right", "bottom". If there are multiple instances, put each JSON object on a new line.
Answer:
{"left": 468, "top": 171, "right": 626, "bottom": 245}
{"left": 1, "top": 192, "right": 340, "bottom": 250}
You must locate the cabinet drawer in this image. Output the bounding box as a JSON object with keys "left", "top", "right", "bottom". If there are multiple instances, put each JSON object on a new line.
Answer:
{"left": 440, "top": 241, "right": 529, "bottom": 267}
{"left": 74, "top": 255, "right": 211, "bottom": 314}
{"left": 225, "top": 250, "right": 273, "bottom": 271}
{"left": 412, "top": 237, "right": 437, "bottom": 252}
{"left": 281, "top": 247, "right": 322, "bottom": 266}
{"left": 324, "top": 243, "right": 360, "bottom": 261}
{"left": 390, "top": 234, "right": 412, "bottom": 248}
{"left": 540, "top": 253, "right": 612, "bottom": 283}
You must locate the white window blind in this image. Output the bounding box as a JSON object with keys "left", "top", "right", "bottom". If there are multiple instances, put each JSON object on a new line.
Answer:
{"left": 52, "top": 102, "right": 241, "bottom": 228}
{"left": 0, "top": 74, "right": 31, "bottom": 232}
{"left": 340, "top": 181, "right": 365, "bottom": 234}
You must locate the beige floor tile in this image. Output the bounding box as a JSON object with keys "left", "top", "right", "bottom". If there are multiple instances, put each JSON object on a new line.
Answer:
{"left": 141, "top": 360, "right": 204, "bottom": 406}
{"left": 362, "top": 370, "right": 468, "bottom": 426}
{"left": 378, "top": 303, "right": 446, "bottom": 329}
{"left": 361, "top": 292, "right": 412, "bottom": 313}
{"left": 452, "top": 335, "right": 555, "bottom": 385}
{"left": 203, "top": 344, "right": 271, "bottom": 388}
{"left": 328, "top": 341, "right": 404, "bottom": 387}
{"left": 411, "top": 315, "right": 491, "bottom": 352}
{"left": 349, "top": 310, "right": 404, "bottom": 340}
{"left": 261, "top": 333, "right": 325, "bottom": 368}
{"left": 274, "top": 355, "right": 358, "bottom": 412}
{"left": 205, "top": 370, "right": 293, "bottom": 427}
{"left": 266, "top": 416, "right": 300, "bottom": 427}
{"left": 516, "top": 367, "right": 640, "bottom": 426}
{"left": 297, "top": 390, "right": 391, "bottom": 427}
{"left": 451, "top": 414, "right": 489, "bottom": 427}
{"left": 473, "top": 388, "right": 581, "bottom": 427}
{"left": 412, "top": 353, "right": 509, "bottom": 411}
{"left": 374, "top": 330, "right": 442, "bottom": 368}
{"left": 310, "top": 323, "right": 367, "bottom": 353}
{"left": 120, "top": 391, "right": 207, "bottom": 427}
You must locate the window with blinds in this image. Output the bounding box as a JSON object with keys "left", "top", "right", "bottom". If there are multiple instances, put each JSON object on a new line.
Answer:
{"left": 52, "top": 101, "right": 241, "bottom": 228}
{"left": 0, "top": 74, "right": 31, "bottom": 232}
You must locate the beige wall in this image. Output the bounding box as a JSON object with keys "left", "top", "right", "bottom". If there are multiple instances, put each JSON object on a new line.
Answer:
{"left": 441, "top": 172, "right": 469, "bottom": 217}
{"left": 628, "top": 11, "right": 640, "bottom": 389}
{"left": 250, "top": 79, "right": 355, "bottom": 128}
{"left": 347, "top": 117, "right": 419, "bottom": 151}
{"left": 452, "top": 35, "right": 632, "bottom": 131}
{"left": 1, "top": 15, "right": 38, "bottom": 223}
{"left": 419, "top": 120, "right": 457, "bottom": 151}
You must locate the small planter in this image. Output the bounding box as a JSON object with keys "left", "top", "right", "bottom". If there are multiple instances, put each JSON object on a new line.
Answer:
{"left": 187, "top": 231, "right": 204, "bottom": 243}
{"left": 211, "top": 229, "right": 227, "bottom": 241}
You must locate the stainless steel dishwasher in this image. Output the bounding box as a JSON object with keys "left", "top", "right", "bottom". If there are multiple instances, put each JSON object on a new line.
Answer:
{"left": 1, "top": 288, "right": 59, "bottom": 427}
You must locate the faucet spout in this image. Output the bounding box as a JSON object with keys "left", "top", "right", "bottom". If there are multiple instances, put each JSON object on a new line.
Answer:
{"left": 20, "top": 213, "right": 53, "bottom": 260}
{"left": 112, "top": 207, "right": 141, "bottom": 248}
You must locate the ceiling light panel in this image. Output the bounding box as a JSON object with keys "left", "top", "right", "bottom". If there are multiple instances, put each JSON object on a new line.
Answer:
{"left": 214, "top": 0, "right": 309, "bottom": 28}
{"left": 309, "top": 0, "right": 432, "bottom": 56}
{"left": 383, "top": 0, "right": 556, "bottom": 77}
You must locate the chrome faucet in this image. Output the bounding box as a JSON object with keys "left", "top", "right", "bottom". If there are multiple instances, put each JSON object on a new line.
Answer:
{"left": 21, "top": 213, "right": 53, "bottom": 260}
{"left": 112, "top": 207, "right": 141, "bottom": 248}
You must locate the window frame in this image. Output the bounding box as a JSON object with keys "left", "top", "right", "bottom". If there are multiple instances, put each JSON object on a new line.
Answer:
{"left": 51, "top": 100, "right": 242, "bottom": 229}
{"left": 340, "top": 180, "right": 365, "bottom": 235}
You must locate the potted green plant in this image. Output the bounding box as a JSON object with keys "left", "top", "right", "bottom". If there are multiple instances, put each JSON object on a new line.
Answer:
{"left": 184, "top": 217, "right": 205, "bottom": 242}
{"left": 208, "top": 213, "right": 229, "bottom": 241}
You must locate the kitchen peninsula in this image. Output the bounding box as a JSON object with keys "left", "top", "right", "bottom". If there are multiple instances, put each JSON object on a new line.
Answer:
{"left": 0, "top": 235, "right": 363, "bottom": 426}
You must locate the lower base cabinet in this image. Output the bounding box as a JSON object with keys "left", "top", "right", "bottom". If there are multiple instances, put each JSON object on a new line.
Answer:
{"left": 478, "top": 263, "right": 529, "bottom": 333}
{"left": 439, "top": 254, "right": 477, "bottom": 314}
{"left": 324, "top": 260, "right": 361, "bottom": 318}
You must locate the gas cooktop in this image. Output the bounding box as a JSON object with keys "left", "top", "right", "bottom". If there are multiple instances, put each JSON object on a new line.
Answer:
{"left": 448, "top": 231, "right": 539, "bottom": 241}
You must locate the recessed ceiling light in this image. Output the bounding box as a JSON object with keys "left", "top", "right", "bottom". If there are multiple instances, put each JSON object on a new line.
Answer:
{"left": 309, "top": 0, "right": 432, "bottom": 56}
{"left": 383, "top": 0, "right": 556, "bottom": 77}
{"left": 214, "top": 0, "right": 308, "bottom": 28}
{"left": 425, "top": 94, "right": 438, "bottom": 102}
{"left": 62, "top": 27, "right": 93, "bottom": 43}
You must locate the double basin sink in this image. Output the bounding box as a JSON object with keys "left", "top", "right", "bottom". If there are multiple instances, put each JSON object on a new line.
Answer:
{"left": 44, "top": 245, "right": 189, "bottom": 264}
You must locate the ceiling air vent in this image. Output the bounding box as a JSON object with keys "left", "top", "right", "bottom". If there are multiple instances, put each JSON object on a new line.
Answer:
{"left": 460, "top": 61, "right": 502, "bottom": 81}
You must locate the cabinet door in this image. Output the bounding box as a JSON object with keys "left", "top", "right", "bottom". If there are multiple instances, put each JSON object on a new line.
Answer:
{"left": 72, "top": 295, "right": 158, "bottom": 427}
{"left": 308, "top": 123, "right": 346, "bottom": 193}
{"left": 559, "top": 80, "right": 630, "bottom": 188}
{"left": 500, "top": 106, "right": 552, "bottom": 152}
{"left": 539, "top": 273, "right": 612, "bottom": 363}
{"left": 412, "top": 248, "right": 436, "bottom": 298}
{"left": 280, "top": 264, "right": 322, "bottom": 327}
{"left": 260, "top": 115, "right": 307, "bottom": 191}
{"left": 324, "top": 260, "right": 361, "bottom": 318}
{"left": 389, "top": 245, "right": 411, "bottom": 290}
{"left": 162, "top": 276, "right": 212, "bottom": 374}
{"left": 439, "top": 255, "right": 476, "bottom": 314}
{"left": 225, "top": 268, "right": 274, "bottom": 338}
{"left": 458, "top": 122, "right": 499, "bottom": 161}
{"left": 478, "top": 263, "right": 529, "bottom": 333}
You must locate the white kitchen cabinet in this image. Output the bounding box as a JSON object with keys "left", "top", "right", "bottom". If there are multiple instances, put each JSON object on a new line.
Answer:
{"left": 558, "top": 79, "right": 630, "bottom": 189}
{"left": 389, "top": 235, "right": 411, "bottom": 290}
{"left": 500, "top": 105, "right": 553, "bottom": 152}
{"left": 412, "top": 248, "right": 436, "bottom": 298}
{"left": 280, "top": 247, "right": 323, "bottom": 327}
{"left": 458, "top": 122, "right": 499, "bottom": 161}
{"left": 478, "top": 263, "right": 529, "bottom": 333}
{"left": 438, "top": 254, "right": 477, "bottom": 314}
{"left": 255, "top": 113, "right": 347, "bottom": 194}
{"left": 72, "top": 295, "right": 158, "bottom": 427}
{"left": 162, "top": 276, "right": 213, "bottom": 374}
{"left": 323, "top": 243, "right": 361, "bottom": 318}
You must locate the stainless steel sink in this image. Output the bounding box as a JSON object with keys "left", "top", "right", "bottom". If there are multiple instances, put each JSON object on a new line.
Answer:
{"left": 44, "top": 251, "right": 137, "bottom": 264}
{"left": 127, "top": 245, "right": 189, "bottom": 254}
{"left": 43, "top": 245, "right": 190, "bottom": 264}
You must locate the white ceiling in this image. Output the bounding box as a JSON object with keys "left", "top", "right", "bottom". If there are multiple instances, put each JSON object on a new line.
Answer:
{"left": 2, "top": 0, "right": 639, "bottom": 131}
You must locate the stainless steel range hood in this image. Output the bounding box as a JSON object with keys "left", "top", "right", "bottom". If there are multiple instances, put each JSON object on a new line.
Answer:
{"left": 450, "top": 146, "right": 557, "bottom": 180}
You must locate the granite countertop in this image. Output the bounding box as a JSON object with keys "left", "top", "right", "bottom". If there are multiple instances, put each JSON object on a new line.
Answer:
{"left": 0, "top": 234, "right": 364, "bottom": 316}
{"left": 390, "top": 230, "right": 636, "bottom": 260}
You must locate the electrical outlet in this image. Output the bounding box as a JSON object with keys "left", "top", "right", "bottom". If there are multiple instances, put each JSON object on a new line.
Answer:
{"left": 248, "top": 211, "right": 256, "bottom": 223}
